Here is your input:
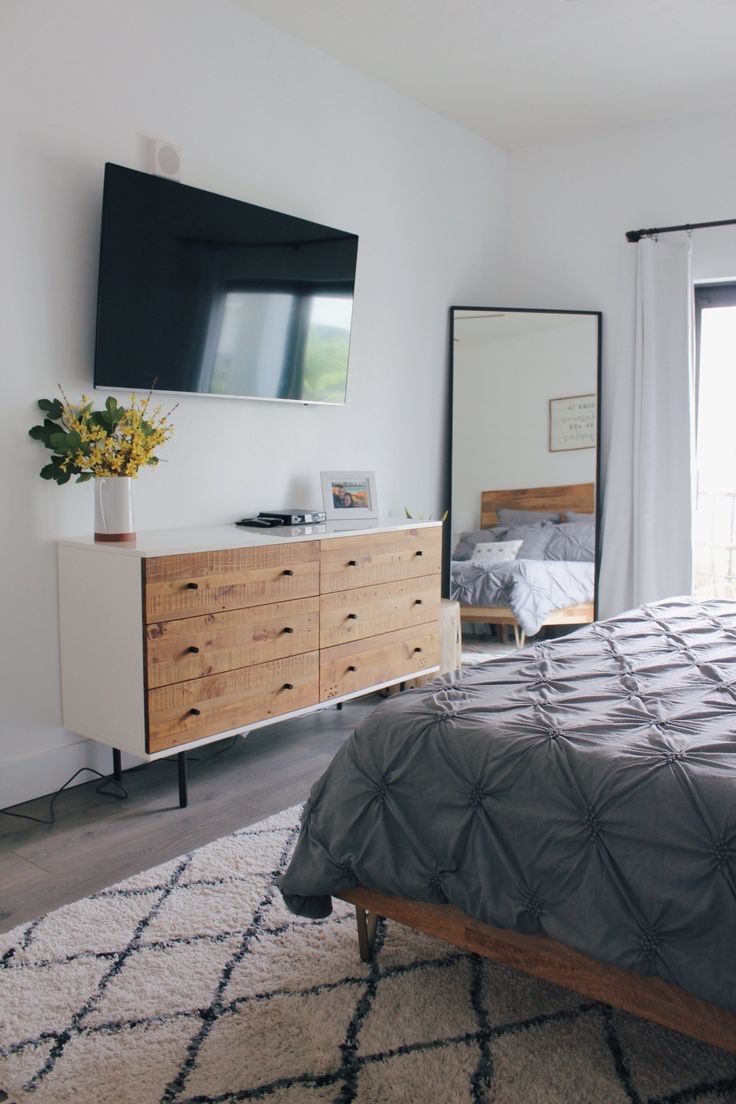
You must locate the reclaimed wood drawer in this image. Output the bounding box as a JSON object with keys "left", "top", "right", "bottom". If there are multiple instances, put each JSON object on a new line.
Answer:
{"left": 320, "top": 576, "right": 440, "bottom": 648}
{"left": 320, "top": 624, "right": 439, "bottom": 700}
{"left": 320, "top": 528, "right": 441, "bottom": 593}
{"left": 147, "top": 652, "right": 319, "bottom": 752}
{"left": 145, "top": 596, "right": 319, "bottom": 689}
{"left": 144, "top": 543, "right": 319, "bottom": 622}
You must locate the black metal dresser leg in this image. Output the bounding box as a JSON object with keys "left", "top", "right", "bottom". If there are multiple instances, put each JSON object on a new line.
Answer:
{"left": 178, "top": 751, "right": 188, "bottom": 808}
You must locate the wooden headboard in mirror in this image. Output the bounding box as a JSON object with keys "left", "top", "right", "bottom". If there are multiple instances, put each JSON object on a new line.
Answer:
{"left": 480, "top": 483, "right": 595, "bottom": 528}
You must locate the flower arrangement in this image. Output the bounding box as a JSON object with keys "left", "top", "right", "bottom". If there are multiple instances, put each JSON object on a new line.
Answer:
{"left": 29, "top": 388, "right": 176, "bottom": 484}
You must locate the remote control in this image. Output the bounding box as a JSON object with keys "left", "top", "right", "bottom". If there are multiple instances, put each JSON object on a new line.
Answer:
{"left": 236, "top": 517, "right": 284, "bottom": 528}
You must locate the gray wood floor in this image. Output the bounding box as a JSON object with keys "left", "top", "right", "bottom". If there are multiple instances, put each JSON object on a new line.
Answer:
{"left": 0, "top": 697, "right": 376, "bottom": 934}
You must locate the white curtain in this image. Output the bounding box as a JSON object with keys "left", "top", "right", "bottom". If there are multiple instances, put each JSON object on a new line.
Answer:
{"left": 598, "top": 237, "right": 695, "bottom": 616}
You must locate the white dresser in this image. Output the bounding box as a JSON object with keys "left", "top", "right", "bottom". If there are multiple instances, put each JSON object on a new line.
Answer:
{"left": 58, "top": 520, "right": 442, "bottom": 800}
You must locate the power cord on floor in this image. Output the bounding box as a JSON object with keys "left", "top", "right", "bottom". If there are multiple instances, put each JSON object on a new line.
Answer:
{"left": 0, "top": 768, "right": 128, "bottom": 826}
{"left": 0, "top": 735, "right": 240, "bottom": 826}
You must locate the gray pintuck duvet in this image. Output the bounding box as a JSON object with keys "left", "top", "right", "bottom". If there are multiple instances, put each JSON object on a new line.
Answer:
{"left": 280, "top": 597, "right": 736, "bottom": 1013}
{"left": 449, "top": 558, "right": 594, "bottom": 636}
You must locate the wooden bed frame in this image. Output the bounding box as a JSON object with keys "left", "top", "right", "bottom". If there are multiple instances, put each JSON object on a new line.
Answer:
{"left": 339, "top": 887, "right": 736, "bottom": 1054}
{"left": 460, "top": 482, "right": 596, "bottom": 646}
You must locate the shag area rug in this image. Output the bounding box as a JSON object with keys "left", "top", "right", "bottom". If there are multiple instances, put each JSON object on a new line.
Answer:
{"left": 2, "top": 806, "right": 736, "bottom": 1104}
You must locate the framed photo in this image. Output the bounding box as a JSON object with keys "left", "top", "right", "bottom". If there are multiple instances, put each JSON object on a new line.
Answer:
{"left": 548, "top": 394, "right": 597, "bottom": 452}
{"left": 321, "top": 471, "right": 379, "bottom": 520}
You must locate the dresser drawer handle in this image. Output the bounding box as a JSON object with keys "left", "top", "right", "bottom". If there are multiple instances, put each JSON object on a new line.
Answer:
{"left": 348, "top": 665, "right": 357, "bottom": 672}
{"left": 282, "top": 568, "right": 294, "bottom": 576}
{"left": 415, "top": 550, "right": 424, "bottom": 557}
{"left": 347, "top": 559, "right": 358, "bottom": 567}
{"left": 413, "top": 647, "right": 423, "bottom": 654}
{"left": 414, "top": 599, "right": 423, "bottom": 606}
{"left": 283, "top": 682, "right": 294, "bottom": 690}
{"left": 347, "top": 613, "right": 358, "bottom": 620}
{"left": 185, "top": 645, "right": 200, "bottom": 654}
{"left": 185, "top": 582, "right": 199, "bottom": 590}
{"left": 188, "top": 707, "right": 201, "bottom": 716}
{"left": 282, "top": 626, "right": 294, "bottom": 634}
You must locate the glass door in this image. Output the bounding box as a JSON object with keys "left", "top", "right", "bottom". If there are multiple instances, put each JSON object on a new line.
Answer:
{"left": 693, "top": 282, "right": 736, "bottom": 596}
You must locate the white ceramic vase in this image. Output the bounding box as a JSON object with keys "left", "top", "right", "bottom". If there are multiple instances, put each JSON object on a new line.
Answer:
{"left": 94, "top": 476, "right": 135, "bottom": 542}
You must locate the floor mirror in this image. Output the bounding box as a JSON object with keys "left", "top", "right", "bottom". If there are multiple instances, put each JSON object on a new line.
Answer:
{"left": 447, "top": 306, "right": 601, "bottom": 651}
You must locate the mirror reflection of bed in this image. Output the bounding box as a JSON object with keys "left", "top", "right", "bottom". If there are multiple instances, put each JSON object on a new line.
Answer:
{"left": 451, "top": 483, "right": 596, "bottom": 653}
{"left": 450, "top": 307, "right": 600, "bottom": 661}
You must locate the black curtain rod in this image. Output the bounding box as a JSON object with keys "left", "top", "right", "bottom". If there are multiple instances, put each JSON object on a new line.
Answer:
{"left": 626, "top": 217, "right": 736, "bottom": 243}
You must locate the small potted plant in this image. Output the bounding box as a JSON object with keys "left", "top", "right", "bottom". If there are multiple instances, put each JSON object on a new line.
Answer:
{"left": 29, "top": 387, "right": 176, "bottom": 541}
{"left": 403, "top": 507, "right": 448, "bottom": 521}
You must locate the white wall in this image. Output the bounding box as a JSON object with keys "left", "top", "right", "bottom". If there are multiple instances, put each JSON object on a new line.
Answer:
{"left": 0, "top": 0, "right": 507, "bottom": 806}
{"left": 502, "top": 107, "right": 736, "bottom": 614}
{"left": 503, "top": 106, "right": 736, "bottom": 311}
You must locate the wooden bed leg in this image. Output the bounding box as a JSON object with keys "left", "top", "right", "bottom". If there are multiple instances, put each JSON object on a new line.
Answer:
{"left": 355, "top": 905, "right": 379, "bottom": 963}
{"left": 513, "top": 624, "right": 526, "bottom": 648}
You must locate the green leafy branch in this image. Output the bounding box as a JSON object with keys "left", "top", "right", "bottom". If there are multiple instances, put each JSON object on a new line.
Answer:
{"left": 404, "top": 506, "right": 448, "bottom": 522}
{"left": 28, "top": 388, "right": 175, "bottom": 485}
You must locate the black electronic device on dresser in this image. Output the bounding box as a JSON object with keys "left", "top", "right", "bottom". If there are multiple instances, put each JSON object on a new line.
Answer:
{"left": 259, "top": 509, "right": 326, "bottom": 525}
{"left": 236, "top": 509, "right": 326, "bottom": 529}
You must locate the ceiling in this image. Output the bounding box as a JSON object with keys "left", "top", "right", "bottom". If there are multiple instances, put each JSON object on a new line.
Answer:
{"left": 228, "top": 0, "right": 736, "bottom": 149}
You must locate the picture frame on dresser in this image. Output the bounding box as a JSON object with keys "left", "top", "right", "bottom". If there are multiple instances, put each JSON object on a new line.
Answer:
{"left": 321, "top": 471, "right": 378, "bottom": 520}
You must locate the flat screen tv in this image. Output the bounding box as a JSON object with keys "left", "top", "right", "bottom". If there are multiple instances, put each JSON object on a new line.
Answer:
{"left": 94, "top": 164, "right": 359, "bottom": 405}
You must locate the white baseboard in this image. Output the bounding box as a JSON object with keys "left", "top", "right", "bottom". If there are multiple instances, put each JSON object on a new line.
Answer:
{"left": 0, "top": 738, "right": 144, "bottom": 812}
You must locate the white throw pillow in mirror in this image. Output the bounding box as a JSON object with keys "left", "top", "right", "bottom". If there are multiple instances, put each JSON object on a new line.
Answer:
{"left": 472, "top": 539, "right": 523, "bottom": 563}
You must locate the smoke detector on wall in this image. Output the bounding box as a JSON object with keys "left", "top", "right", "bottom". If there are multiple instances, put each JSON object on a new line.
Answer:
{"left": 148, "top": 138, "right": 182, "bottom": 180}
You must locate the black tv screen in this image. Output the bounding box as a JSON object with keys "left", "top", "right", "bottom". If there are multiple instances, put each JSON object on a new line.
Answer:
{"left": 94, "top": 164, "right": 359, "bottom": 404}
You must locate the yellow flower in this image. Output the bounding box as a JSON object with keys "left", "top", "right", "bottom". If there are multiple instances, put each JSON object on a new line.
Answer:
{"left": 49, "top": 387, "right": 176, "bottom": 479}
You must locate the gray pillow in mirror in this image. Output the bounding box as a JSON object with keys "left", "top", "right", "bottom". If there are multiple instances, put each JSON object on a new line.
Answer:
{"left": 452, "top": 527, "right": 508, "bottom": 561}
{"left": 544, "top": 522, "right": 596, "bottom": 562}
{"left": 496, "top": 508, "right": 561, "bottom": 526}
{"left": 565, "top": 510, "right": 595, "bottom": 523}
{"left": 504, "top": 523, "right": 556, "bottom": 560}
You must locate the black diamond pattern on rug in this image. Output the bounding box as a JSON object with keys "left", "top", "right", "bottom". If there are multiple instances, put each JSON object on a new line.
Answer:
{"left": 2, "top": 805, "right": 736, "bottom": 1104}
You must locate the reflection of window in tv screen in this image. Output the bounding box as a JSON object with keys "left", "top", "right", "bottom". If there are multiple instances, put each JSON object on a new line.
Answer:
{"left": 302, "top": 297, "right": 353, "bottom": 403}
{"left": 94, "top": 163, "right": 359, "bottom": 405}
{"left": 210, "top": 293, "right": 352, "bottom": 404}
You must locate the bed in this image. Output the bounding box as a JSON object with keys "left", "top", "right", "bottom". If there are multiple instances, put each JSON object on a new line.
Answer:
{"left": 451, "top": 483, "right": 596, "bottom": 646}
{"left": 279, "top": 597, "right": 736, "bottom": 1052}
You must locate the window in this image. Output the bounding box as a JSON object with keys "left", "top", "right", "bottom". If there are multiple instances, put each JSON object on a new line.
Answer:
{"left": 693, "top": 282, "right": 736, "bottom": 596}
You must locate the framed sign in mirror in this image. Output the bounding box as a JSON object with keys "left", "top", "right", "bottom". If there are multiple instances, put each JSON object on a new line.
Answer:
{"left": 549, "top": 393, "right": 597, "bottom": 452}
